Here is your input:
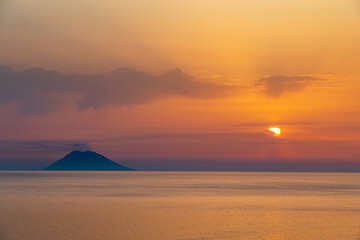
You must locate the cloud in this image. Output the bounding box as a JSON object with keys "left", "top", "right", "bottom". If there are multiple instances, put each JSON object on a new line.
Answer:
{"left": 111, "top": 132, "right": 278, "bottom": 144}
{"left": 0, "top": 66, "right": 234, "bottom": 115}
{"left": 0, "top": 140, "right": 92, "bottom": 154}
{"left": 255, "top": 75, "right": 323, "bottom": 97}
{"left": 229, "top": 121, "right": 314, "bottom": 127}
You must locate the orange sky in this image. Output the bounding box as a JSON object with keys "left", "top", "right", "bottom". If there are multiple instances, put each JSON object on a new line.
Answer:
{"left": 0, "top": 0, "right": 360, "bottom": 168}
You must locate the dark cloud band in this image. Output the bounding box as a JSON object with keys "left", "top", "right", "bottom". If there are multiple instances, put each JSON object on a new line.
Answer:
{"left": 0, "top": 66, "right": 233, "bottom": 115}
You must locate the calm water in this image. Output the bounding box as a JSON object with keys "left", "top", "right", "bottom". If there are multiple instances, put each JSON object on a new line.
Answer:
{"left": 0, "top": 171, "right": 359, "bottom": 240}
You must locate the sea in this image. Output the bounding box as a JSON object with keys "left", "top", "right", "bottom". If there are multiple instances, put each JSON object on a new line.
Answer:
{"left": 0, "top": 171, "right": 359, "bottom": 240}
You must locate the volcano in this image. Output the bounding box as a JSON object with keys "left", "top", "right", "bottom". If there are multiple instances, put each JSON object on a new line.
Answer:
{"left": 43, "top": 151, "right": 134, "bottom": 171}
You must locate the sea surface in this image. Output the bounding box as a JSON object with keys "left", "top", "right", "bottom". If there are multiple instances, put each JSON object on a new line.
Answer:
{"left": 0, "top": 171, "right": 359, "bottom": 240}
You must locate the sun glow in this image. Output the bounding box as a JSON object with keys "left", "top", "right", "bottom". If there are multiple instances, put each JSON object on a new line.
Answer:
{"left": 269, "top": 127, "right": 281, "bottom": 136}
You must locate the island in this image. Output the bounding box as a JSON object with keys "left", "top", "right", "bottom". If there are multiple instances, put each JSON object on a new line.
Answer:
{"left": 43, "top": 150, "right": 134, "bottom": 171}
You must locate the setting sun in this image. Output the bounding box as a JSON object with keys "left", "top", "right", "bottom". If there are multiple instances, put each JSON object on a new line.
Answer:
{"left": 269, "top": 127, "right": 281, "bottom": 136}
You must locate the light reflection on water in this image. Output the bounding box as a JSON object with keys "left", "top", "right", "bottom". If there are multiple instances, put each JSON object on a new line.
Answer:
{"left": 0, "top": 171, "right": 359, "bottom": 240}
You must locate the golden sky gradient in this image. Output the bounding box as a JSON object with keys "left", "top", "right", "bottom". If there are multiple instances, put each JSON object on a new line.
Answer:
{"left": 0, "top": 0, "right": 360, "bottom": 167}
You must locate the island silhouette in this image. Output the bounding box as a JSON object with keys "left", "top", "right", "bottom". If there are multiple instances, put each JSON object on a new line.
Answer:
{"left": 43, "top": 150, "right": 134, "bottom": 171}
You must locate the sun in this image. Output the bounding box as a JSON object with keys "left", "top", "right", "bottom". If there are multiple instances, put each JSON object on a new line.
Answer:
{"left": 269, "top": 127, "right": 281, "bottom": 136}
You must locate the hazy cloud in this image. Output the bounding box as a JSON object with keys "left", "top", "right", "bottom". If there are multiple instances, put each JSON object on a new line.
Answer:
{"left": 255, "top": 75, "right": 323, "bottom": 97}
{"left": 0, "top": 140, "right": 92, "bottom": 154}
{"left": 229, "top": 121, "right": 314, "bottom": 127}
{"left": 0, "top": 66, "right": 233, "bottom": 115}
{"left": 111, "top": 132, "right": 278, "bottom": 144}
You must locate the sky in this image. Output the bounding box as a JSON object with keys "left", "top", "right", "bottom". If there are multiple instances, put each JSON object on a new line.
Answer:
{"left": 0, "top": 0, "right": 360, "bottom": 170}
